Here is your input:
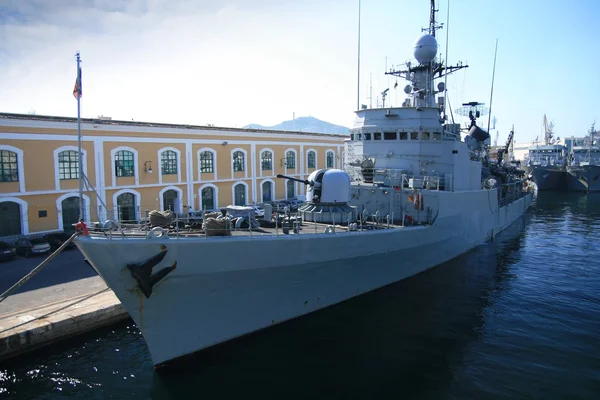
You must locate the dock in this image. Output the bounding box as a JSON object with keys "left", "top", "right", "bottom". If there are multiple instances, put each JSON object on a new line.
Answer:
{"left": 0, "top": 277, "right": 128, "bottom": 363}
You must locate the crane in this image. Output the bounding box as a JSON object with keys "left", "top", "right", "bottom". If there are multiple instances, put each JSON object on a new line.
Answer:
{"left": 543, "top": 114, "right": 555, "bottom": 145}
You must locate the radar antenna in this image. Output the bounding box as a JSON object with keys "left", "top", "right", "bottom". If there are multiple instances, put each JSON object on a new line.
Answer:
{"left": 543, "top": 114, "right": 555, "bottom": 145}
{"left": 422, "top": 0, "right": 443, "bottom": 37}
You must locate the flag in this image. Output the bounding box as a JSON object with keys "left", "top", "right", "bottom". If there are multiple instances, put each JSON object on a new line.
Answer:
{"left": 73, "top": 67, "right": 82, "bottom": 99}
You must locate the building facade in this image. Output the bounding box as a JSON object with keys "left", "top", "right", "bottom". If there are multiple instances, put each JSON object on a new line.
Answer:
{"left": 0, "top": 113, "right": 347, "bottom": 238}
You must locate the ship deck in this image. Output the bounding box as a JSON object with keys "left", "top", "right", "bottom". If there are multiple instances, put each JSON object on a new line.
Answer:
{"left": 88, "top": 219, "right": 413, "bottom": 240}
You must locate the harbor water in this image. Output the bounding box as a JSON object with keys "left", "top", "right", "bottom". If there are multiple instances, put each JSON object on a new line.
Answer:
{"left": 1, "top": 191, "right": 600, "bottom": 399}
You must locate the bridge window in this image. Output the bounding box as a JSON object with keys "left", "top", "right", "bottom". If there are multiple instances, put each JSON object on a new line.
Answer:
{"left": 432, "top": 132, "right": 442, "bottom": 140}
{"left": 364, "top": 133, "right": 371, "bottom": 140}
{"left": 411, "top": 132, "right": 419, "bottom": 140}
{"left": 422, "top": 132, "right": 430, "bottom": 140}
{"left": 350, "top": 134, "right": 355, "bottom": 140}
{"left": 374, "top": 132, "right": 381, "bottom": 140}
{"left": 384, "top": 132, "right": 396, "bottom": 140}
{"left": 400, "top": 132, "right": 408, "bottom": 140}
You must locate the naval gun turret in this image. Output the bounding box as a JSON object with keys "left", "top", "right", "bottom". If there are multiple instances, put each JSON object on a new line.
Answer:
{"left": 277, "top": 169, "right": 357, "bottom": 224}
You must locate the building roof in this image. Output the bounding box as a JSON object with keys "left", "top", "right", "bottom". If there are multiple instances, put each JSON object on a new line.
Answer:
{"left": 0, "top": 112, "right": 348, "bottom": 138}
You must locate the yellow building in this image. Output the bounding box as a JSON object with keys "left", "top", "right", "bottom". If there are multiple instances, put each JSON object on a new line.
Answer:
{"left": 0, "top": 112, "right": 347, "bottom": 238}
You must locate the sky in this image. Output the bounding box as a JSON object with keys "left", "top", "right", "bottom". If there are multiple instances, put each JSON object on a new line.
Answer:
{"left": 1, "top": 0, "right": 599, "bottom": 144}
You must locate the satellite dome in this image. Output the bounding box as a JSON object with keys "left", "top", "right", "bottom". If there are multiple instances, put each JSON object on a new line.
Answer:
{"left": 413, "top": 34, "right": 438, "bottom": 64}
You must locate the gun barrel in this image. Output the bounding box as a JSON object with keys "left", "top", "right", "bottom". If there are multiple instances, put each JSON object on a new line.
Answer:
{"left": 276, "top": 174, "right": 311, "bottom": 185}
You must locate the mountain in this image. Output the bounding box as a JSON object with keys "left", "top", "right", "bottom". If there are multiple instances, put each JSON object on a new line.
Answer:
{"left": 243, "top": 116, "right": 349, "bottom": 135}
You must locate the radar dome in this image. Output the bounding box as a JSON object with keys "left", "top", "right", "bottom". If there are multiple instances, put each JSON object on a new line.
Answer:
{"left": 413, "top": 34, "right": 438, "bottom": 64}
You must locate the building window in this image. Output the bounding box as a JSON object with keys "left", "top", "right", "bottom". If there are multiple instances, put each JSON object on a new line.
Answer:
{"left": 58, "top": 150, "right": 80, "bottom": 180}
{"left": 326, "top": 151, "right": 334, "bottom": 168}
{"left": 161, "top": 150, "right": 178, "bottom": 175}
{"left": 116, "top": 192, "right": 136, "bottom": 221}
{"left": 262, "top": 181, "right": 273, "bottom": 202}
{"left": 0, "top": 201, "right": 22, "bottom": 236}
{"left": 286, "top": 151, "right": 295, "bottom": 169}
{"left": 233, "top": 151, "right": 245, "bottom": 172}
{"left": 115, "top": 150, "right": 134, "bottom": 177}
{"left": 201, "top": 187, "right": 215, "bottom": 210}
{"left": 163, "top": 189, "right": 179, "bottom": 211}
{"left": 307, "top": 151, "right": 316, "bottom": 168}
{"left": 0, "top": 150, "right": 18, "bottom": 182}
{"left": 261, "top": 151, "right": 272, "bottom": 171}
{"left": 61, "top": 196, "right": 83, "bottom": 228}
{"left": 200, "top": 151, "right": 214, "bottom": 173}
{"left": 234, "top": 183, "right": 246, "bottom": 206}
{"left": 286, "top": 180, "right": 295, "bottom": 199}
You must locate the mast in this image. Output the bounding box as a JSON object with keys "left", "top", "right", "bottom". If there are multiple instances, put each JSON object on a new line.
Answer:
{"left": 75, "top": 52, "right": 84, "bottom": 222}
{"left": 430, "top": 0, "right": 436, "bottom": 36}
{"left": 443, "top": 0, "right": 450, "bottom": 122}
{"left": 487, "top": 39, "right": 498, "bottom": 135}
{"left": 386, "top": 0, "right": 466, "bottom": 113}
{"left": 356, "top": 0, "right": 361, "bottom": 110}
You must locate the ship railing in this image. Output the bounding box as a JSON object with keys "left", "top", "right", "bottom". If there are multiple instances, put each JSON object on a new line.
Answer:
{"left": 93, "top": 202, "right": 436, "bottom": 240}
{"left": 347, "top": 166, "right": 446, "bottom": 191}
{"left": 497, "top": 180, "right": 529, "bottom": 207}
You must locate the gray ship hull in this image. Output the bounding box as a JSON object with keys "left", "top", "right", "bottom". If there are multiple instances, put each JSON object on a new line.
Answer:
{"left": 525, "top": 166, "right": 566, "bottom": 191}
{"left": 566, "top": 165, "right": 600, "bottom": 192}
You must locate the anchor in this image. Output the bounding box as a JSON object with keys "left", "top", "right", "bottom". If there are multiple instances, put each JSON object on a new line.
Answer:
{"left": 126, "top": 244, "right": 177, "bottom": 299}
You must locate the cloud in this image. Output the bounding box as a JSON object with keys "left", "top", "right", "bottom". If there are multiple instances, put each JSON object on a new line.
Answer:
{"left": 0, "top": 0, "right": 358, "bottom": 127}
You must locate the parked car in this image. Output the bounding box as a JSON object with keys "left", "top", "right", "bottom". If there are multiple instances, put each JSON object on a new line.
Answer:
{"left": 42, "top": 231, "right": 77, "bottom": 252}
{"left": 251, "top": 205, "right": 265, "bottom": 218}
{"left": 0, "top": 241, "right": 17, "bottom": 262}
{"left": 14, "top": 237, "right": 51, "bottom": 257}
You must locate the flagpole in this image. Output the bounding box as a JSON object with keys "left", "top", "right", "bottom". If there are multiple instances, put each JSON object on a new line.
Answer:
{"left": 76, "top": 52, "right": 84, "bottom": 222}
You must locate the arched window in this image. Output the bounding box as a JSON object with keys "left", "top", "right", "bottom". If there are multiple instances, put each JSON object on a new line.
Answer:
{"left": 307, "top": 151, "right": 316, "bottom": 169}
{"left": 233, "top": 151, "right": 245, "bottom": 172}
{"left": 261, "top": 151, "right": 273, "bottom": 171}
{"left": 161, "top": 150, "right": 178, "bottom": 175}
{"left": 199, "top": 151, "right": 214, "bottom": 173}
{"left": 326, "top": 151, "right": 334, "bottom": 168}
{"left": 286, "top": 151, "right": 296, "bottom": 169}
{"left": 163, "top": 189, "right": 179, "bottom": 211}
{"left": 115, "top": 150, "right": 135, "bottom": 177}
{"left": 234, "top": 183, "right": 246, "bottom": 206}
{"left": 262, "top": 181, "right": 273, "bottom": 202}
{"left": 0, "top": 201, "right": 22, "bottom": 236}
{"left": 117, "top": 192, "right": 136, "bottom": 221}
{"left": 61, "top": 196, "right": 84, "bottom": 230}
{"left": 201, "top": 187, "right": 215, "bottom": 210}
{"left": 0, "top": 150, "right": 18, "bottom": 182}
{"left": 286, "top": 180, "right": 295, "bottom": 199}
{"left": 58, "top": 150, "right": 80, "bottom": 180}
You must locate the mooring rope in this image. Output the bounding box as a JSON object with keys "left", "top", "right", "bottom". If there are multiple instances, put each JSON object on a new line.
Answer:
{"left": 0, "top": 232, "right": 79, "bottom": 304}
